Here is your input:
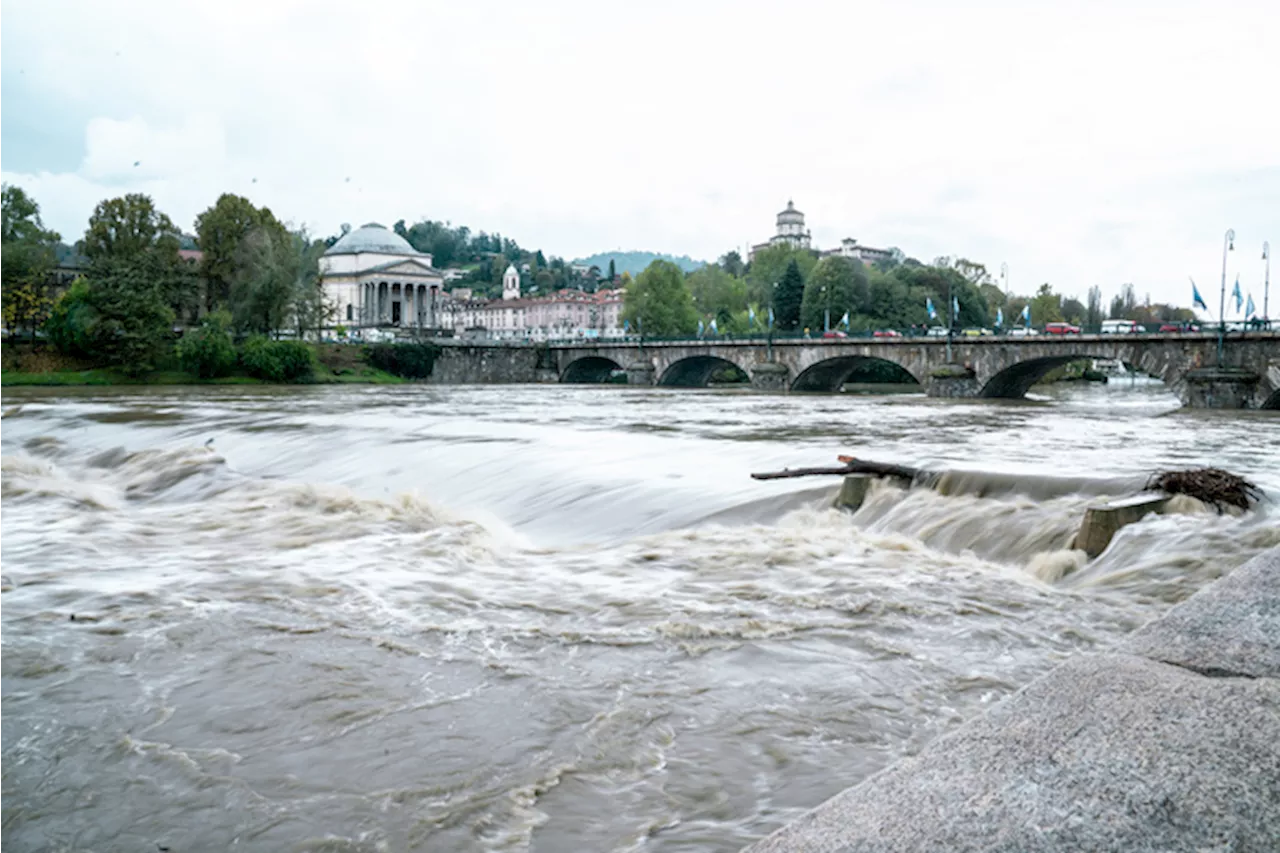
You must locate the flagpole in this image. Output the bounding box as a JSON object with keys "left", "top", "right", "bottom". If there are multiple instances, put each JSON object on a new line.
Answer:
{"left": 1264, "top": 241, "right": 1271, "bottom": 323}
{"left": 1218, "top": 228, "right": 1234, "bottom": 365}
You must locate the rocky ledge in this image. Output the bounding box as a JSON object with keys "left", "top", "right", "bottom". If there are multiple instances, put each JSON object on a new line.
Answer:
{"left": 744, "top": 546, "right": 1280, "bottom": 853}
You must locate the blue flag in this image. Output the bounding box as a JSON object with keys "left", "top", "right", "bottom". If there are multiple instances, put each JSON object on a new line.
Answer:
{"left": 768, "top": 307, "right": 775, "bottom": 328}
{"left": 996, "top": 307, "right": 1004, "bottom": 327}
{"left": 839, "top": 311, "right": 850, "bottom": 329}
{"left": 748, "top": 306, "right": 756, "bottom": 327}
{"left": 1021, "top": 304, "right": 1031, "bottom": 325}
{"left": 1232, "top": 276, "right": 1243, "bottom": 313}
{"left": 623, "top": 319, "right": 631, "bottom": 332}
{"left": 952, "top": 296, "right": 960, "bottom": 318}
{"left": 1191, "top": 278, "right": 1208, "bottom": 311}
{"left": 926, "top": 297, "right": 937, "bottom": 320}
{"left": 1246, "top": 293, "right": 1256, "bottom": 318}
{"left": 709, "top": 317, "right": 718, "bottom": 335}
{"left": 697, "top": 319, "right": 704, "bottom": 337}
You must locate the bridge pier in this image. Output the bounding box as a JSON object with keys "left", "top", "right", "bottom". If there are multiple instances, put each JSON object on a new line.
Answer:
{"left": 624, "top": 360, "right": 655, "bottom": 386}
{"left": 1183, "top": 368, "right": 1261, "bottom": 409}
{"left": 750, "top": 362, "right": 790, "bottom": 391}
{"left": 926, "top": 364, "right": 980, "bottom": 399}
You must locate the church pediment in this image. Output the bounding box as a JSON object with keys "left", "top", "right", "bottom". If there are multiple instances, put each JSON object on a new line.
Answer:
{"left": 359, "top": 258, "right": 440, "bottom": 277}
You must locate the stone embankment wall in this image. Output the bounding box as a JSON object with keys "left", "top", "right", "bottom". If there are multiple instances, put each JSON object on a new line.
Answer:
{"left": 427, "top": 344, "right": 555, "bottom": 384}
{"left": 744, "top": 545, "right": 1280, "bottom": 853}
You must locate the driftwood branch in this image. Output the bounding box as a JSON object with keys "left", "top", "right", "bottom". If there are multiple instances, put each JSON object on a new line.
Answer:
{"left": 751, "top": 456, "right": 920, "bottom": 481}
{"left": 1146, "top": 468, "right": 1263, "bottom": 512}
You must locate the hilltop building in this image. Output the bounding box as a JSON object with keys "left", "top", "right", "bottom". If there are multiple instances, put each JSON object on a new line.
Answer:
{"left": 822, "top": 237, "right": 894, "bottom": 267}
{"left": 751, "top": 200, "right": 811, "bottom": 257}
{"left": 319, "top": 223, "right": 445, "bottom": 328}
{"left": 749, "top": 200, "right": 894, "bottom": 266}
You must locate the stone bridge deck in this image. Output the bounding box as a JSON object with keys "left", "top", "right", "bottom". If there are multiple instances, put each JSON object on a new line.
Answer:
{"left": 427, "top": 332, "right": 1280, "bottom": 409}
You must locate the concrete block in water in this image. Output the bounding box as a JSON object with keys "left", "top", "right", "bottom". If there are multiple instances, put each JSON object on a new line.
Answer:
{"left": 834, "top": 475, "right": 874, "bottom": 511}
{"left": 1072, "top": 493, "right": 1170, "bottom": 558}
{"left": 742, "top": 546, "right": 1280, "bottom": 853}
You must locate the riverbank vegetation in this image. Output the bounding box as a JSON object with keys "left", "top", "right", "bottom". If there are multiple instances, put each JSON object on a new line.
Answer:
{"left": 623, "top": 243, "right": 1198, "bottom": 339}
{"left": 0, "top": 339, "right": 432, "bottom": 386}
{"left": 2, "top": 185, "right": 447, "bottom": 385}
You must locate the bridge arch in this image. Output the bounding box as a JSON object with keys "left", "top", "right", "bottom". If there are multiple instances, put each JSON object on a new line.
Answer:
{"left": 560, "top": 355, "right": 625, "bottom": 383}
{"left": 791, "top": 355, "right": 922, "bottom": 392}
{"left": 979, "top": 353, "right": 1173, "bottom": 399}
{"left": 657, "top": 355, "right": 749, "bottom": 387}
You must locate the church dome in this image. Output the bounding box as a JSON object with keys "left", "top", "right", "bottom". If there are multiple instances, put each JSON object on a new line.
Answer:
{"left": 777, "top": 200, "right": 804, "bottom": 223}
{"left": 324, "top": 222, "right": 421, "bottom": 256}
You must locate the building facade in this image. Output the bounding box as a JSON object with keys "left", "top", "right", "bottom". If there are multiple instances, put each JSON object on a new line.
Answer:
{"left": 319, "top": 223, "right": 447, "bottom": 329}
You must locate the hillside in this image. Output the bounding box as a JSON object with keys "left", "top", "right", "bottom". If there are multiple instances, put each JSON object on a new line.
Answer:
{"left": 573, "top": 250, "right": 706, "bottom": 277}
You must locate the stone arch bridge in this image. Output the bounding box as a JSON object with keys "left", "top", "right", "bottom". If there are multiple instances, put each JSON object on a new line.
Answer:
{"left": 545, "top": 333, "right": 1280, "bottom": 408}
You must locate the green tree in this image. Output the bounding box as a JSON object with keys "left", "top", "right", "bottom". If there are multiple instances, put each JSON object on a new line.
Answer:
{"left": 55, "top": 254, "right": 177, "bottom": 374}
{"left": 288, "top": 231, "right": 332, "bottom": 340}
{"left": 1062, "top": 297, "right": 1086, "bottom": 325}
{"left": 1029, "top": 283, "right": 1065, "bottom": 325}
{"left": 746, "top": 243, "right": 816, "bottom": 307}
{"left": 801, "top": 256, "right": 866, "bottom": 331}
{"left": 686, "top": 264, "right": 748, "bottom": 325}
{"left": 229, "top": 226, "right": 297, "bottom": 336}
{"left": 1086, "top": 285, "right": 1105, "bottom": 328}
{"left": 608, "top": 258, "right": 616, "bottom": 280}
{"left": 195, "top": 194, "right": 287, "bottom": 312}
{"left": 719, "top": 250, "right": 746, "bottom": 278}
{"left": 176, "top": 311, "right": 236, "bottom": 378}
{"left": 82, "top": 193, "right": 180, "bottom": 264}
{"left": 773, "top": 259, "right": 805, "bottom": 331}
{"left": 2, "top": 184, "right": 61, "bottom": 340}
{"left": 621, "top": 260, "right": 697, "bottom": 336}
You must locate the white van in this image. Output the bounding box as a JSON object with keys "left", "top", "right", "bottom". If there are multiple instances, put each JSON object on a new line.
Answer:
{"left": 1100, "top": 319, "right": 1141, "bottom": 334}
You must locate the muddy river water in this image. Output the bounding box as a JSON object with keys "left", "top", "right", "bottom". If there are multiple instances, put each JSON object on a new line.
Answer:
{"left": 3, "top": 380, "right": 1277, "bottom": 851}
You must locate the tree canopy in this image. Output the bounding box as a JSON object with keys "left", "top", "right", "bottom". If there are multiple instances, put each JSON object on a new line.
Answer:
{"left": 82, "top": 193, "right": 180, "bottom": 263}
{"left": 196, "top": 194, "right": 287, "bottom": 312}
{"left": 801, "top": 256, "right": 867, "bottom": 331}
{"left": 621, "top": 260, "right": 697, "bottom": 336}
{"left": 1, "top": 184, "right": 61, "bottom": 339}
{"left": 773, "top": 259, "right": 805, "bottom": 331}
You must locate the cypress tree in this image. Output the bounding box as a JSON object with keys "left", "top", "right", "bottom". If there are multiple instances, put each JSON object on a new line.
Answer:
{"left": 773, "top": 258, "right": 805, "bottom": 331}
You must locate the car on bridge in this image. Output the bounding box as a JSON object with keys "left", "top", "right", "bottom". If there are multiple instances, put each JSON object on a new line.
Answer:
{"left": 1159, "top": 322, "right": 1201, "bottom": 333}
{"left": 873, "top": 329, "right": 903, "bottom": 338}
{"left": 1044, "top": 322, "right": 1082, "bottom": 335}
{"left": 822, "top": 330, "right": 847, "bottom": 339}
{"left": 962, "top": 328, "right": 994, "bottom": 337}
{"left": 1007, "top": 327, "right": 1039, "bottom": 337}
{"left": 926, "top": 326, "right": 949, "bottom": 337}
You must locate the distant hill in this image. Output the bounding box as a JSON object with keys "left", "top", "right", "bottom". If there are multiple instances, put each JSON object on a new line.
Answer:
{"left": 573, "top": 251, "right": 706, "bottom": 277}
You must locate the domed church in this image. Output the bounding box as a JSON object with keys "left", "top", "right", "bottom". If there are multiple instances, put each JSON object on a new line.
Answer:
{"left": 319, "top": 223, "right": 446, "bottom": 329}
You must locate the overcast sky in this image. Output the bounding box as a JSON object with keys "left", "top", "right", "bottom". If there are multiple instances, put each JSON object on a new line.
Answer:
{"left": 3, "top": 0, "right": 1278, "bottom": 310}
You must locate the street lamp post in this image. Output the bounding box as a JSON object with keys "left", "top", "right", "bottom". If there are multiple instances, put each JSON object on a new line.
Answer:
{"left": 1218, "top": 228, "right": 1235, "bottom": 365}
{"left": 1264, "top": 241, "right": 1271, "bottom": 323}
{"left": 1001, "top": 262, "right": 1009, "bottom": 300}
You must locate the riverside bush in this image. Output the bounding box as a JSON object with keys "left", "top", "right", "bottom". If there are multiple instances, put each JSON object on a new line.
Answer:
{"left": 364, "top": 342, "right": 439, "bottom": 379}
{"left": 240, "top": 336, "right": 314, "bottom": 382}
{"left": 176, "top": 313, "right": 236, "bottom": 378}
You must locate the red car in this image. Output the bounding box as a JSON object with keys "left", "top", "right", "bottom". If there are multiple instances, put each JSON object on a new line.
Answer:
{"left": 822, "top": 330, "right": 847, "bottom": 339}
{"left": 1044, "top": 322, "right": 1081, "bottom": 335}
{"left": 1159, "top": 323, "right": 1200, "bottom": 333}
{"left": 872, "top": 330, "right": 902, "bottom": 338}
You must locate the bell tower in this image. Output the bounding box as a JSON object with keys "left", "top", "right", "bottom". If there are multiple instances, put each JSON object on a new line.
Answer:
{"left": 502, "top": 264, "right": 520, "bottom": 300}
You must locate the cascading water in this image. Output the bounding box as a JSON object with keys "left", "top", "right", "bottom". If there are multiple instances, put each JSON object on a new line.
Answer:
{"left": 3, "top": 381, "right": 1277, "bottom": 852}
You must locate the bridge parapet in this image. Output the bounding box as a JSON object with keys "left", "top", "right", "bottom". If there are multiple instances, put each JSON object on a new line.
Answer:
{"left": 435, "top": 332, "right": 1280, "bottom": 409}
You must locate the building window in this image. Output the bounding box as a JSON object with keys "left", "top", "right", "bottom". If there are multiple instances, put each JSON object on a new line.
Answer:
{"left": 347, "top": 304, "right": 353, "bottom": 321}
